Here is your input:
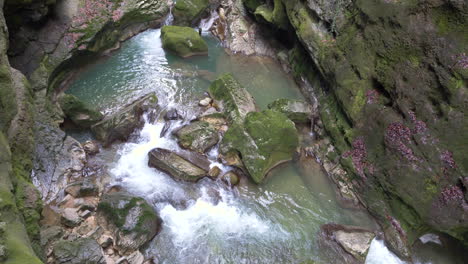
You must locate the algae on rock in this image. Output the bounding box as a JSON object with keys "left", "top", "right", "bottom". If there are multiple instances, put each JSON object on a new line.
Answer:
{"left": 161, "top": 25, "right": 208, "bottom": 57}
{"left": 173, "top": 0, "right": 211, "bottom": 26}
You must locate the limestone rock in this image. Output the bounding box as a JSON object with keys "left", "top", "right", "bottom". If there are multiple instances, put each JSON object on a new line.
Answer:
{"left": 174, "top": 121, "right": 219, "bottom": 153}
{"left": 64, "top": 180, "right": 99, "bottom": 198}
{"left": 61, "top": 208, "right": 82, "bottom": 227}
{"left": 173, "top": 0, "right": 211, "bottom": 26}
{"left": 59, "top": 94, "right": 103, "bottom": 128}
{"left": 161, "top": 26, "right": 208, "bottom": 58}
{"left": 148, "top": 148, "right": 208, "bottom": 182}
{"left": 318, "top": 224, "right": 376, "bottom": 264}
{"left": 97, "top": 192, "right": 161, "bottom": 255}
{"left": 83, "top": 140, "right": 100, "bottom": 155}
{"left": 208, "top": 73, "right": 257, "bottom": 123}
{"left": 199, "top": 97, "right": 212, "bottom": 107}
{"left": 91, "top": 93, "right": 158, "bottom": 146}
{"left": 53, "top": 238, "right": 105, "bottom": 264}
{"left": 220, "top": 110, "right": 299, "bottom": 183}
{"left": 267, "top": 98, "right": 312, "bottom": 123}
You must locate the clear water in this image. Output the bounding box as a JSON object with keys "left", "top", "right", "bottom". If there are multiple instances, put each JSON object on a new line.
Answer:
{"left": 66, "top": 29, "right": 465, "bottom": 263}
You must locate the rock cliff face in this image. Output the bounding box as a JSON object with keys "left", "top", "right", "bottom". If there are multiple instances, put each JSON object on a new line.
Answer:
{"left": 243, "top": 0, "right": 467, "bottom": 256}
{"left": 0, "top": 0, "right": 171, "bottom": 262}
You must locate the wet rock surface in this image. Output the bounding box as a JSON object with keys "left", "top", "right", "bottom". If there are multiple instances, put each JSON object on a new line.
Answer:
{"left": 97, "top": 192, "right": 162, "bottom": 255}
{"left": 91, "top": 92, "right": 158, "bottom": 146}
{"left": 318, "top": 223, "right": 376, "bottom": 264}
{"left": 267, "top": 98, "right": 312, "bottom": 123}
{"left": 53, "top": 238, "right": 105, "bottom": 264}
{"left": 174, "top": 121, "right": 220, "bottom": 153}
{"left": 148, "top": 148, "right": 209, "bottom": 182}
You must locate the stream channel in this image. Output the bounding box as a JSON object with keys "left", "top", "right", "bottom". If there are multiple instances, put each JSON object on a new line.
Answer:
{"left": 64, "top": 28, "right": 463, "bottom": 264}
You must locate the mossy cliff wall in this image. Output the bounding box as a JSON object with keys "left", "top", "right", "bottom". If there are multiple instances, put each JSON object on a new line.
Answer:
{"left": 244, "top": 0, "right": 467, "bottom": 256}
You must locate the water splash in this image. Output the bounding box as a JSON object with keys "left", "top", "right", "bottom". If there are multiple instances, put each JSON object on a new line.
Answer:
{"left": 365, "top": 239, "right": 407, "bottom": 264}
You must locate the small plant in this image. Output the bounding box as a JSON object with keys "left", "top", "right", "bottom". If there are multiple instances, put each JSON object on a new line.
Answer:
{"left": 452, "top": 53, "right": 468, "bottom": 69}
{"left": 366, "top": 89, "right": 379, "bottom": 104}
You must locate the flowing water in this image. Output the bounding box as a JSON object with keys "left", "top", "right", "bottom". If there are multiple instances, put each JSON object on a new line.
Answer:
{"left": 66, "top": 29, "right": 465, "bottom": 263}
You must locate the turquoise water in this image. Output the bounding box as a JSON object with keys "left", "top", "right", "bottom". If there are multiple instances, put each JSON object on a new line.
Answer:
{"left": 65, "top": 29, "right": 465, "bottom": 263}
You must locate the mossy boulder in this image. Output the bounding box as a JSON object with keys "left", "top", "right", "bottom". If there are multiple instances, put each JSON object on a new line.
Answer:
{"left": 91, "top": 92, "right": 158, "bottom": 146}
{"left": 208, "top": 73, "right": 257, "bottom": 123}
{"left": 220, "top": 110, "right": 299, "bottom": 183}
{"left": 267, "top": 98, "right": 312, "bottom": 123}
{"left": 148, "top": 148, "right": 209, "bottom": 182}
{"left": 161, "top": 26, "right": 208, "bottom": 58}
{"left": 59, "top": 94, "right": 103, "bottom": 128}
{"left": 173, "top": 0, "right": 210, "bottom": 26}
{"left": 253, "top": 0, "right": 289, "bottom": 30}
{"left": 97, "top": 192, "right": 161, "bottom": 255}
{"left": 174, "top": 121, "right": 219, "bottom": 153}
{"left": 53, "top": 238, "right": 104, "bottom": 264}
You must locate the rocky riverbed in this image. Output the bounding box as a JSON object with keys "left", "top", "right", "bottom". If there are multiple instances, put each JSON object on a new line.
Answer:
{"left": 0, "top": 0, "right": 467, "bottom": 263}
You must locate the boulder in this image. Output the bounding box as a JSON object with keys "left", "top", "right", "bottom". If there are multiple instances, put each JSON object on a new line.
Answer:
{"left": 91, "top": 93, "right": 158, "bottom": 146}
{"left": 174, "top": 121, "right": 219, "bottom": 153}
{"left": 53, "top": 238, "right": 105, "bottom": 264}
{"left": 148, "top": 148, "right": 208, "bottom": 182}
{"left": 59, "top": 94, "right": 103, "bottom": 128}
{"left": 208, "top": 73, "right": 257, "bottom": 123}
{"left": 318, "top": 224, "right": 376, "bottom": 264}
{"left": 161, "top": 26, "right": 208, "bottom": 58}
{"left": 61, "top": 208, "right": 82, "bottom": 227}
{"left": 199, "top": 97, "right": 212, "bottom": 106}
{"left": 267, "top": 98, "right": 312, "bottom": 123}
{"left": 173, "top": 0, "right": 210, "bottom": 26}
{"left": 64, "top": 180, "right": 99, "bottom": 198}
{"left": 82, "top": 140, "right": 100, "bottom": 155}
{"left": 220, "top": 171, "right": 240, "bottom": 186}
{"left": 164, "top": 108, "right": 181, "bottom": 121}
{"left": 97, "top": 192, "right": 161, "bottom": 255}
{"left": 220, "top": 110, "right": 299, "bottom": 183}
{"left": 208, "top": 166, "right": 221, "bottom": 178}
{"left": 198, "top": 112, "right": 227, "bottom": 130}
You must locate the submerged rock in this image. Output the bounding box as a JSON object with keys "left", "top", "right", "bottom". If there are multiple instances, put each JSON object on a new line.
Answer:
{"left": 267, "top": 98, "right": 312, "bottom": 123}
{"left": 164, "top": 108, "right": 182, "bottom": 121}
{"left": 318, "top": 224, "right": 376, "bottom": 264}
{"left": 91, "top": 93, "right": 158, "bottom": 146}
{"left": 220, "top": 110, "right": 299, "bottom": 183}
{"left": 220, "top": 171, "right": 240, "bottom": 186}
{"left": 148, "top": 148, "right": 209, "bottom": 182}
{"left": 97, "top": 192, "right": 161, "bottom": 255}
{"left": 59, "top": 94, "right": 103, "bottom": 128}
{"left": 174, "top": 121, "right": 219, "bottom": 153}
{"left": 208, "top": 73, "right": 257, "bottom": 123}
{"left": 161, "top": 26, "right": 208, "bottom": 58}
{"left": 53, "top": 238, "right": 105, "bottom": 264}
{"left": 173, "top": 0, "right": 210, "bottom": 26}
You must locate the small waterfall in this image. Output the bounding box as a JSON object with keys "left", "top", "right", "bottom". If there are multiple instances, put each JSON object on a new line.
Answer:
{"left": 163, "top": 7, "right": 174, "bottom": 26}
{"left": 365, "top": 239, "right": 407, "bottom": 264}
{"left": 198, "top": 9, "right": 219, "bottom": 33}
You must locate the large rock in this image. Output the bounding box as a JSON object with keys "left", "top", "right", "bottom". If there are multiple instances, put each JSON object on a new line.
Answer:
{"left": 91, "top": 93, "right": 158, "bottom": 146}
{"left": 161, "top": 26, "right": 208, "bottom": 58}
{"left": 174, "top": 121, "right": 219, "bottom": 153}
{"left": 267, "top": 98, "right": 312, "bottom": 123}
{"left": 59, "top": 94, "right": 103, "bottom": 128}
{"left": 220, "top": 110, "right": 299, "bottom": 183}
{"left": 97, "top": 192, "right": 161, "bottom": 255}
{"left": 173, "top": 0, "right": 211, "bottom": 26}
{"left": 208, "top": 73, "right": 257, "bottom": 123}
{"left": 148, "top": 148, "right": 209, "bottom": 182}
{"left": 318, "top": 224, "right": 376, "bottom": 264}
{"left": 53, "top": 238, "right": 105, "bottom": 264}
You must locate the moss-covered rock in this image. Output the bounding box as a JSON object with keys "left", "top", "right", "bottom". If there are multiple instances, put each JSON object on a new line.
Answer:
{"left": 91, "top": 92, "right": 158, "bottom": 146}
{"left": 220, "top": 110, "right": 299, "bottom": 183}
{"left": 161, "top": 26, "right": 208, "bottom": 58}
{"left": 173, "top": 0, "right": 210, "bottom": 26}
{"left": 208, "top": 73, "right": 257, "bottom": 123}
{"left": 53, "top": 238, "right": 104, "bottom": 264}
{"left": 174, "top": 121, "right": 219, "bottom": 153}
{"left": 267, "top": 98, "right": 312, "bottom": 123}
{"left": 97, "top": 192, "right": 161, "bottom": 255}
{"left": 253, "top": 0, "right": 289, "bottom": 30}
{"left": 59, "top": 94, "right": 103, "bottom": 128}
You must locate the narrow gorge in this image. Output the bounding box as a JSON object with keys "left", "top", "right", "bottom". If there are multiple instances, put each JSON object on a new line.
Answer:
{"left": 0, "top": 0, "right": 466, "bottom": 263}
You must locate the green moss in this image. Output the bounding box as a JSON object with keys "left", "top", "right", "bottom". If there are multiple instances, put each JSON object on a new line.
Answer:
{"left": 173, "top": 0, "right": 210, "bottom": 26}
{"left": 161, "top": 26, "right": 208, "bottom": 58}
{"left": 254, "top": 0, "right": 289, "bottom": 30}
{"left": 0, "top": 65, "right": 16, "bottom": 133}
{"left": 59, "top": 94, "right": 103, "bottom": 128}
{"left": 242, "top": 0, "right": 264, "bottom": 13}
{"left": 221, "top": 110, "right": 299, "bottom": 183}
